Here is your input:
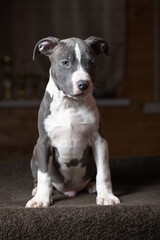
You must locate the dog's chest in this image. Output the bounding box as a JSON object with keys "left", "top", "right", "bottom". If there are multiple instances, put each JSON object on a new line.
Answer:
{"left": 44, "top": 100, "right": 98, "bottom": 160}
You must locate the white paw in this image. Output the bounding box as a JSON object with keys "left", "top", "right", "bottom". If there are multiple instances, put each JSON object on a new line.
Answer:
{"left": 96, "top": 194, "right": 120, "bottom": 206}
{"left": 25, "top": 196, "right": 50, "bottom": 208}
{"left": 32, "top": 187, "right": 37, "bottom": 196}
{"left": 86, "top": 182, "right": 97, "bottom": 194}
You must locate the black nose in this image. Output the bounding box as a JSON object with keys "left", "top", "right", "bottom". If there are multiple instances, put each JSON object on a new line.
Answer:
{"left": 77, "top": 80, "right": 89, "bottom": 92}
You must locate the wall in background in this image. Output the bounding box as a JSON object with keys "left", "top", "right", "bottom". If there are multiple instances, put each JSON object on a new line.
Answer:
{"left": 101, "top": 0, "right": 160, "bottom": 157}
{"left": 0, "top": 0, "right": 126, "bottom": 98}
{"left": 0, "top": 0, "right": 160, "bottom": 161}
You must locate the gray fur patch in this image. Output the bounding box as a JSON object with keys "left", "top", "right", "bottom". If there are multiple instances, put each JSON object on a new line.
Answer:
{"left": 64, "top": 146, "right": 96, "bottom": 181}
{"left": 51, "top": 147, "right": 64, "bottom": 184}
{"left": 65, "top": 159, "right": 80, "bottom": 167}
{"left": 81, "top": 146, "right": 96, "bottom": 181}
{"left": 30, "top": 90, "right": 53, "bottom": 185}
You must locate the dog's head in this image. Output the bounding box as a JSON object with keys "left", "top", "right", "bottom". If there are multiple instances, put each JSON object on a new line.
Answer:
{"left": 33, "top": 36, "right": 109, "bottom": 99}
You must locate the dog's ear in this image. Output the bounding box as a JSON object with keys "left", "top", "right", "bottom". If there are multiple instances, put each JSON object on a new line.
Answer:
{"left": 33, "top": 37, "right": 60, "bottom": 60}
{"left": 85, "top": 36, "right": 109, "bottom": 56}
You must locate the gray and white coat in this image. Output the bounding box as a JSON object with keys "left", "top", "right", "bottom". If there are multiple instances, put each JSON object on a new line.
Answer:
{"left": 26, "top": 36, "right": 120, "bottom": 208}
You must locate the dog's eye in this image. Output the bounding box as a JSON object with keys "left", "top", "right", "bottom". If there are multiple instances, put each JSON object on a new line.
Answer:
{"left": 61, "top": 60, "right": 70, "bottom": 67}
{"left": 89, "top": 59, "right": 96, "bottom": 68}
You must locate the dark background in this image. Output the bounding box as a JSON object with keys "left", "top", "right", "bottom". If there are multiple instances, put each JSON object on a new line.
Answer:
{"left": 0, "top": 0, "right": 126, "bottom": 98}
{"left": 0, "top": 0, "right": 160, "bottom": 161}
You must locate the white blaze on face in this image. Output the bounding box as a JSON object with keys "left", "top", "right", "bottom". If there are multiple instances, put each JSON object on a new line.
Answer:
{"left": 75, "top": 43, "right": 81, "bottom": 63}
{"left": 71, "top": 43, "right": 93, "bottom": 96}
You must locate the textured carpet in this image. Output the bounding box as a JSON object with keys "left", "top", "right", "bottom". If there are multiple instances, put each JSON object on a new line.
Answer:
{"left": 0, "top": 156, "right": 160, "bottom": 240}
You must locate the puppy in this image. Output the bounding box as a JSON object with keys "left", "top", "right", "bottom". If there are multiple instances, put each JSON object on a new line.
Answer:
{"left": 26, "top": 36, "right": 120, "bottom": 208}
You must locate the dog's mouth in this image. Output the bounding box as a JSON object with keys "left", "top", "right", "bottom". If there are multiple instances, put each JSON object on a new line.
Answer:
{"left": 63, "top": 93, "right": 88, "bottom": 100}
{"left": 65, "top": 89, "right": 93, "bottom": 100}
{"left": 72, "top": 81, "right": 94, "bottom": 100}
{"left": 60, "top": 80, "right": 93, "bottom": 100}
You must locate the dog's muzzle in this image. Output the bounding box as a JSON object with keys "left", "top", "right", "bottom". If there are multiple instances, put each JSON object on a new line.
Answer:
{"left": 77, "top": 80, "right": 89, "bottom": 92}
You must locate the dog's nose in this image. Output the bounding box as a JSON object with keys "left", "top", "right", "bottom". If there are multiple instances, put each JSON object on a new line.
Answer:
{"left": 77, "top": 80, "right": 89, "bottom": 92}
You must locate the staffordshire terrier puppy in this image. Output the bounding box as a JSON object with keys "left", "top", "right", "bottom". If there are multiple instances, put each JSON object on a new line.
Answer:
{"left": 26, "top": 36, "right": 120, "bottom": 208}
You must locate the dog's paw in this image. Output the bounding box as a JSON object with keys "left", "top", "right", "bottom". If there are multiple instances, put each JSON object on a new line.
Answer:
{"left": 96, "top": 194, "right": 120, "bottom": 206}
{"left": 25, "top": 196, "right": 50, "bottom": 208}
{"left": 32, "top": 187, "right": 37, "bottom": 196}
{"left": 86, "top": 182, "right": 97, "bottom": 194}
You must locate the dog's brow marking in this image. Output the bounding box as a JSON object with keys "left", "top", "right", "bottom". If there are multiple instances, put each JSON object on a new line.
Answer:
{"left": 75, "top": 43, "right": 81, "bottom": 63}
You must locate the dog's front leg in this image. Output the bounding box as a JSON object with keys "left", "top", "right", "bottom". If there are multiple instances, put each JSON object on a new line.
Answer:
{"left": 26, "top": 141, "right": 52, "bottom": 208}
{"left": 92, "top": 134, "right": 120, "bottom": 205}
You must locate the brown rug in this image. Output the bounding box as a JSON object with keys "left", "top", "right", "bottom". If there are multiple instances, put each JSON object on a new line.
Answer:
{"left": 0, "top": 156, "right": 160, "bottom": 239}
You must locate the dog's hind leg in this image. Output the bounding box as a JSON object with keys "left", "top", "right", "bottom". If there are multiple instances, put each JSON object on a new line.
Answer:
{"left": 30, "top": 146, "right": 38, "bottom": 196}
{"left": 26, "top": 140, "right": 53, "bottom": 208}
{"left": 86, "top": 182, "right": 97, "bottom": 194}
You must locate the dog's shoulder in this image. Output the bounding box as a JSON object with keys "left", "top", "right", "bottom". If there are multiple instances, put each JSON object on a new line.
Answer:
{"left": 37, "top": 90, "right": 53, "bottom": 134}
{"left": 39, "top": 91, "right": 52, "bottom": 118}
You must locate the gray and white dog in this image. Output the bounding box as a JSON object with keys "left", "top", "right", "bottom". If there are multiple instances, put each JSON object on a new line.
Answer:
{"left": 26, "top": 36, "right": 120, "bottom": 208}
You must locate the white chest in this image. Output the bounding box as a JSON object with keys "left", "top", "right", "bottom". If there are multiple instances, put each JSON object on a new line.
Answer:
{"left": 44, "top": 99, "right": 99, "bottom": 160}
